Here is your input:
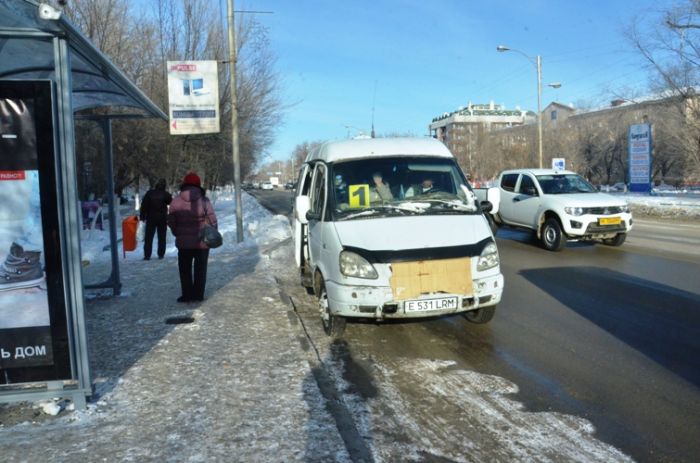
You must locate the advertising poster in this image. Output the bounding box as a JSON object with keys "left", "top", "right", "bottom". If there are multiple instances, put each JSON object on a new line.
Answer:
{"left": 628, "top": 123, "right": 652, "bottom": 193}
{"left": 1, "top": 81, "right": 70, "bottom": 383}
{"left": 167, "top": 60, "right": 220, "bottom": 135}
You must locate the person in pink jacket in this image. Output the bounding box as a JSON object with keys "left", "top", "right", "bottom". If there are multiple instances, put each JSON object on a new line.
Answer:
{"left": 167, "top": 172, "right": 218, "bottom": 302}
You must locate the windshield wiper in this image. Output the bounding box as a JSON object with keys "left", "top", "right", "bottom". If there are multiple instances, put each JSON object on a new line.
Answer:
{"left": 423, "top": 199, "right": 477, "bottom": 212}
{"left": 338, "top": 204, "right": 425, "bottom": 220}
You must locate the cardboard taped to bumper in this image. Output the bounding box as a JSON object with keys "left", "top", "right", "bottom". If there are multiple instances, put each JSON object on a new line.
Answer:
{"left": 390, "top": 257, "right": 472, "bottom": 300}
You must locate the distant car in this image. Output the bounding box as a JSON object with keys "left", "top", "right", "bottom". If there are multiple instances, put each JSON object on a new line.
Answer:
{"left": 261, "top": 182, "right": 273, "bottom": 190}
{"left": 612, "top": 182, "right": 627, "bottom": 192}
{"left": 284, "top": 181, "right": 295, "bottom": 190}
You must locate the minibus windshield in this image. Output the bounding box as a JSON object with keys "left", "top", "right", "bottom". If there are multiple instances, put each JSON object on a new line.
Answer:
{"left": 329, "top": 157, "right": 479, "bottom": 220}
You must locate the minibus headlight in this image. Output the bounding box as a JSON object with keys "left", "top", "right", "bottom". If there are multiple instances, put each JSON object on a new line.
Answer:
{"left": 477, "top": 242, "right": 500, "bottom": 271}
{"left": 339, "top": 251, "right": 378, "bottom": 279}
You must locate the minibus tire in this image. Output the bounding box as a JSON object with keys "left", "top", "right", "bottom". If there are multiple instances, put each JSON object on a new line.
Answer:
{"left": 464, "top": 306, "right": 496, "bottom": 324}
{"left": 318, "top": 281, "right": 346, "bottom": 337}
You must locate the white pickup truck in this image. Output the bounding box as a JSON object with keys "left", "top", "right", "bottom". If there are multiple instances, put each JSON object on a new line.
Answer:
{"left": 475, "top": 169, "right": 633, "bottom": 251}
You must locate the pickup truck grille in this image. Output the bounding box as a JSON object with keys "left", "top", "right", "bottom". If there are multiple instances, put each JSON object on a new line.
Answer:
{"left": 585, "top": 220, "right": 627, "bottom": 234}
{"left": 584, "top": 206, "right": 625, "bottom": 215}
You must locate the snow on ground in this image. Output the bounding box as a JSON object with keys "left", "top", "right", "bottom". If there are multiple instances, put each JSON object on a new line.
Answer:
{"left": 623, "top": 192, "right": 700, "bottom": 220}
{"left": 1, "top": 191, "right": 349, "bottom": 462}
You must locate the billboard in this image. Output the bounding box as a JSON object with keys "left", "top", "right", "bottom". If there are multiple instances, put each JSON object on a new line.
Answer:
{"left": 628, "top": 123, "right": 652, "bottom": 193}
{"left": 1, "top": 81, "right": 71, "bottom": 383}
{"left": 167, "top": 61, "right": 220, "bottom": 135}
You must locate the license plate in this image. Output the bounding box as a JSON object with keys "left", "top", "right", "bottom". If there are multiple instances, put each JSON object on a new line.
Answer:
{"left": 405, "top": 297, "right": 458, "bottom": 312}
{"left": 599, "top": 217, "right": 622, "bottom": 225}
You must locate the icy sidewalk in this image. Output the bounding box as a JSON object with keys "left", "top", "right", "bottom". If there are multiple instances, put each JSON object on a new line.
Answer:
{"left": 0, "top": 196, "right": 350, "bottom": 462}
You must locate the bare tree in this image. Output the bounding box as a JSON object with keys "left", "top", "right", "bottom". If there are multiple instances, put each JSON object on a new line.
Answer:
{"left": 628, "top": 0, "right": 700, "bottom": 181}
{"left": 64, "top": 0, "right": 283, "bottom": 197}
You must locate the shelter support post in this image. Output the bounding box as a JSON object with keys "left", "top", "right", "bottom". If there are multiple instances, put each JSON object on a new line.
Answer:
{"left": 53, "top": 35, "right": 92, "bottom": 407}
{"left": 83, "top": 118, "right": 121, "bottom": 296}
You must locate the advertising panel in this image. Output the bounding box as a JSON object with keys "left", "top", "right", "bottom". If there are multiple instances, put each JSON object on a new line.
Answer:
{"left": 1, "top": 81, "right": 71, "bottom": 384}
{"left": 628, "top": 123, "right": 652, "bottom": 193}
{"left": 167, "top": 61, "right": 220, "bottom": 135}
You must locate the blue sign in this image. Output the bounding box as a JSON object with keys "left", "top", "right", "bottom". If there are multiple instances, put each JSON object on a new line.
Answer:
{"left": 628, "top": 123, "right": 652, "bottom": 193}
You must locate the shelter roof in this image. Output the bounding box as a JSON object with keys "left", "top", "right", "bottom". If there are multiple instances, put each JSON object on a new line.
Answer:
{"left": 0, "top": 0, "right": 166, "bottom": 119}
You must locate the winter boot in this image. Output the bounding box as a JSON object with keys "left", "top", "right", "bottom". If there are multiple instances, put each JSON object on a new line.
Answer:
{"left": 0, "top": 242, "right": 44, "bottom": 291}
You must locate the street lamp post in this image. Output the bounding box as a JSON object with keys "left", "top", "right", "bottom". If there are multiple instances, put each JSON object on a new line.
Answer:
{"left": 497, "top": 45, "right": 543, "bottom": 168}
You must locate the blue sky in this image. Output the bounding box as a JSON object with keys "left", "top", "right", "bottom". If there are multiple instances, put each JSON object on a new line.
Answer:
{"left": 239, "top": 0, "right": 663, "bottom": 161}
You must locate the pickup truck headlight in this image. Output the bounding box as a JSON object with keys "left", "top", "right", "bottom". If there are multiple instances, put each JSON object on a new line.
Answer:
{"left": 477, "top": 242, "right": 500, "bottom": 271}
{"left": 564, "top": 206, "right": 584, "bottom": 216}
{"left": 340, "top": 251, "right": 378, "bottom": 279}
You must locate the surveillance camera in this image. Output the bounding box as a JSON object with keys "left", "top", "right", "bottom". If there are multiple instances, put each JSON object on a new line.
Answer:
{"left": 38, "top": 3, "right": 62, "bottom": 20}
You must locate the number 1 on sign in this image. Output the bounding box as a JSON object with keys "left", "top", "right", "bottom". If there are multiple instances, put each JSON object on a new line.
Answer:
{"left": 349, "top": 184, "right": 370, "bottom": 208}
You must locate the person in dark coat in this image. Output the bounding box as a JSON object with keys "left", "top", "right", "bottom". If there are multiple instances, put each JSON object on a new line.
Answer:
{"left": 167, "top": 172, "right": 218, "bottom": 303}
{"left": 140, "top": 178, "right": 172, "bottom": 260}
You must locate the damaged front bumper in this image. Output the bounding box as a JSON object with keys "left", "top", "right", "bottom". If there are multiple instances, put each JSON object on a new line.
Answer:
{"left": 325, "top": 274, "right": 503, "bottom": 320}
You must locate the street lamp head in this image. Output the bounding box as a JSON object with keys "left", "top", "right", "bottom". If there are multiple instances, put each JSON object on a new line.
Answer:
{"left": 548, "top": 82, "right": 562, "bottom": 89}
{"left": 496, "top": 45, "right": 510, "bottom": 52}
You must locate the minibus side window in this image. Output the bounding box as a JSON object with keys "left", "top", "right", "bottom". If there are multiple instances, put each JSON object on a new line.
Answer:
{"left": 309, "top": 164, "right": 327, "bottom": 220}
{"left": 297, "top": 165, "right": 313, "bottom": 196}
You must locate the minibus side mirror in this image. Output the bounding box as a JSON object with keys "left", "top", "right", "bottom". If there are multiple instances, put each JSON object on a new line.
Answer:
{"left": 480, "top": 200, "right": 493, "bottom": 213}
{"left": 305, "top": 210, "right": 321, "bottom": 221}
{"left": 295, "top": 195, "right": 311, "bottom": 224}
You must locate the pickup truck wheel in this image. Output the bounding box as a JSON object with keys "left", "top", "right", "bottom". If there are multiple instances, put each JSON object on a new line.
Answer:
{"left": 541, "top": 218, "right": 567, "bottom": 251}
{"left": 318, "top": 281, "right": 346, "bottom": 337}
{"left": 603, "top": 232, "right": 627, "bottom": 246}
{"left": 464, "top": 305, "right": 496, "bottom": 324}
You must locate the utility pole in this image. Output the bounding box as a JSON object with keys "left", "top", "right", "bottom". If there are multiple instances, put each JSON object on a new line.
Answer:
{"left": 226, "top": 0, "right": 243, "bottom": 242}
{"left": 536, "top": 55, "right": 543, "bottom": 169}
{"left": 225, "top": 3, "right": 272, "bottom": 241}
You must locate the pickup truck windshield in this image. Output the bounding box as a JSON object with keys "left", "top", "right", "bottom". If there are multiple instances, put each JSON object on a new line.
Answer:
{"left": 537, "top": 174, "right": 597, "bottom": 194}
{"left": 330, "top": 156, "right": 479, "bottom": 220}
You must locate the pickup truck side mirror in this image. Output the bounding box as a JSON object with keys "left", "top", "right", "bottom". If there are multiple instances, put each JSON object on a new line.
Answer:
{"left": 480, "top": 200, "right": 493, "bottom": 213}
{"left": 523, "top": 186, "right": 538, "bottom": 196}
{"left": 295, "top": 195, "right": 311, "bottom": 224}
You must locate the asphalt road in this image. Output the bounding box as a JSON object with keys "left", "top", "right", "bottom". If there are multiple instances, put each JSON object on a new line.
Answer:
{"left": 251, "top": 189, "right": 700, "bottom": 462}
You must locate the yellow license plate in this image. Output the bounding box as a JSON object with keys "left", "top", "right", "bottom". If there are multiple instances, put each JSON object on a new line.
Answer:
{"left": 599, "top": 217, "right": 622, "bottom": 225}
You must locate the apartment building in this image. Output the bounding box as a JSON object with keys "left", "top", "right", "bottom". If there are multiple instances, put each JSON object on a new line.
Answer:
{"left": 429, "top": 101, "right": 535, "bottom": 174}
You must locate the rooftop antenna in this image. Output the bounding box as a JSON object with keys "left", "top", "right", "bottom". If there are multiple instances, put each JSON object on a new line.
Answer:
{"left": 371, "top": 80, "right": 377, "bottom": 138}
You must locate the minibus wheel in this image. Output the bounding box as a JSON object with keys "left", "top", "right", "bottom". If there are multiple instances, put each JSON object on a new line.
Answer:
{"left": 317, "top": 280, "right": 346, "bottom": 337}
{"left": 464, "top": 306, "right": 496, "bottom": 324}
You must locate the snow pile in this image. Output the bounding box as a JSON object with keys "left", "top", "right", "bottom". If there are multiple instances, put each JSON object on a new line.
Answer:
{"left": 80, "top": 190, "right": 291, "bottom": 265}
{"left": 624, "top": 193, "right": 700, "bottom": 220}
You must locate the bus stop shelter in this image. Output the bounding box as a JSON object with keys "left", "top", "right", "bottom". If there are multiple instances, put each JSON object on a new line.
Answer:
{"left": 0, "top": 0, "right": 167, "bottom": 407}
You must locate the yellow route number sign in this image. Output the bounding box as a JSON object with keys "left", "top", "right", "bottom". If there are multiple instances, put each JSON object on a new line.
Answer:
{"left": 348, "top": 184, "right": 370, "bottom": 208}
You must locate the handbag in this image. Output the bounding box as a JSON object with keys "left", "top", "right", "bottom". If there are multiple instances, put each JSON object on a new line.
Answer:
{"left": 199, "top": 202, "right": 223, "bottom": 248}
